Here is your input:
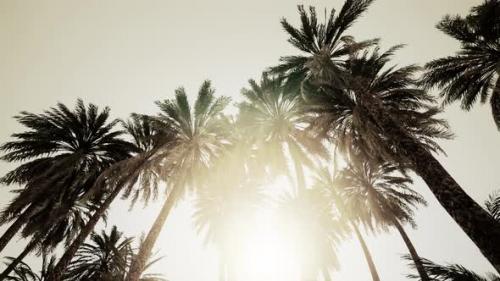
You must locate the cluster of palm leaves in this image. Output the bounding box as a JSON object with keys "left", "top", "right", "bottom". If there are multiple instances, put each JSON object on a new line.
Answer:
{"left": 0, "top": 0, "right": 499, "bottom": 281}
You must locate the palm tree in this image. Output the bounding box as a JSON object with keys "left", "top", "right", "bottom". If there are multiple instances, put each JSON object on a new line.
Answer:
{"left": 48, "top": 112, "right": 176, "bottom": 281}
{"left": 126, "top": 80, "right": 232, "bottom": 281}
{"left": 335, "top": 161, "right": 430, "bottom": 281}
{"left": 407, "top": 257, "right": 500, "bottom": 281}
{"left": 65, "top": 226, "right": 132, "bottom": 280}
{"left": 3, "top": 255, "right": 56, "bottom": 281}
{"left": 238, "top": 74, "right": 327, "bottom": 192}
{"left": 0, "top": 100, "right": 135, "bottom": 274}
{"left": 275, "top": 188, "right": 343, "bottom": 281}
{"left": 291, "top": 32, "right": 500, "bottom": 271}
{"left": 313, "top": 165, "right": 380, "bottom": 281}
{"left": 65, "top": 226, "right": 166, "bottom": 281}
{"left": 267, "top": 2, "right": 377, "bottom": 90}
{"left": 0, "top": 201, "right": 98, "bottom": 279}
{"left": 120, "top": 114, "right": 175, "bottom": 209}
{"left": 421, "top": 0, "right": 500, "bottom": 129}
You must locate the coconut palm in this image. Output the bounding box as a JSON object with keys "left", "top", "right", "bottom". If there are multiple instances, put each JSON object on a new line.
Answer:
{"left": 126, "top": 80, "right": 232, "bottom": 281}
{"left": 0, "top": 100, "right": 135, "bottom": 275}
{"left": 299, "top": 42, "right": 500, "bottom": 270}
{"left": 120, "top": 114, "right": 175, "bottom": 208}
{"left": 238, "top": 74, "right": 327, "bottom": 192}
{"left": 407, "top": 257, "right": 500, "bottom": 281}
{"left": 65, "top": 226, "right": 166, "bottom": 281}
{"left": 267, "top": 2, "right": 377, "bottom": 90}
{"left": 313, "top": 164, "right": 380, "bottom": 281}
{"left": 276, "top": 188, "right": 343, "bottom": 281}
{"left": 48, "top": 112, "right": 175, "bottom": 281}
{"left": 0, "top": 201, "right": 99, "bottom": 279}
{"left": 65, "top": 226, "right": 132, "bottom": 281}
{"left": 335, "top": 161, "right": 430, "bottom": 281}
{"left": 422, "top": 0, "right": 500, "bottom": 129}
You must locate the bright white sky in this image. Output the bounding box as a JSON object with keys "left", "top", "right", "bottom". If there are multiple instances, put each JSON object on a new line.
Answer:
{"left": 1, "top": 0, "right": 499, "bottom": 280}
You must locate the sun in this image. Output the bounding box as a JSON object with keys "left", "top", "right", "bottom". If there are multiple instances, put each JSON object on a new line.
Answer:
{"left": 235, "top": 208, "right": 301, "bottom": 281}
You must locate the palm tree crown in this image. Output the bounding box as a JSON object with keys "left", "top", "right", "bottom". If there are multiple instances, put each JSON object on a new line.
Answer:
{"left": 238, "top": 74, "right": 327, "bottom": 190}
{"left": 422, "top": 0, "right": 500, "bottom": 128}
{"left": 303, "top": 46, "right": 452, "bottom": 166}
{"left": 268, "top": 1, "right": 377, "bottom": 88}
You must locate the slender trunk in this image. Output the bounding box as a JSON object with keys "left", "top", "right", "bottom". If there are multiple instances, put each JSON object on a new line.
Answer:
{"left": 48, "top": 156, "right": 148, "bottom": 281}
{"left": 392, "top": 218, "right": 430, "bottom": 281}
{"left": 0, "top": 204, "right": 37, "bottom": 254}
{"left": 351, "top": 222, "right": 380, "bottom": 281}
{"left": 360, "top": 93, "right": 500, "bottom": 273}
{"left": 0, "top": 240, "right": 37, "bottom": 279}
{"left": 47, "top": 185, "right": 122, "bottom": 281}
{"left": 126, "top": 184, "right": 183, "bottom": 281}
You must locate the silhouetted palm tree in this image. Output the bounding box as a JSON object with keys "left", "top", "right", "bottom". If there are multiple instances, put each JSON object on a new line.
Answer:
{"left": 268, "top": 2, "right": 377, "bottom": 90}
{"left": 65, "top": 226, "right": 166, "bottom": 281}
{"left": 300, "top": 42, "right": 500, "bottom": 270}
{"left": 313, "top": 165, "right": 380, "bottom": 281}
{"left": 422, "top": 0, "right": 500, "bottom": 129}
{"left": 66, "top": 226, "right": 132, "bottom": 280}
{"left": 336, "top": 161, "right": 430, "bottom": 281}
{"left": 238, "top": 74, "right": 327, "bottom": 192}
{"left": 126, "top": 81, "right": 232, "bottom": 281}
{"left": 407, "top": 257, "right": 500, "bottom": 281}
{"left": 0, "top": 100, "right": 135, "bottom": 274}
{"left": 48, "top": 112, "right": 175, "bottom": 281}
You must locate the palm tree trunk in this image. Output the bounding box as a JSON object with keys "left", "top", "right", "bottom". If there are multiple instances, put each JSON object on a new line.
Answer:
{"left": 0, "top": 240, "right": 37, "bottom": 279}
{"left": 392, "top": 218, "right": 430, "bottom": 281}
{"left": 0, "top": 204, "right": 37, "bottom": 254}
{"left": 47, "top": 184, "right": 122, "bottom": 281}
{"left": 47, "top": 156, "right": 148, "bottom": 281}
{"left": 351, "top": 222, "right": 380, "bottom": 281}
{"left": 126, "top": 184, "right": 183, "bottom": 281}
{"left": 360, "top": 93, "right": 500, "bottom": 273}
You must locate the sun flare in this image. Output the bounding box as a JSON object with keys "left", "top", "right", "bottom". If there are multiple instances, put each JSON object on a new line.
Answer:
{"left": 236, "top": 208, "right": 301, "bottom": 281}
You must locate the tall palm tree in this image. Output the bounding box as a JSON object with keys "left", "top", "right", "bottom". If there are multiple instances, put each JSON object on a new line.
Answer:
{"left": 0, "top": 100, "right": 135, "bottom": 273}
{"left": 238, "top": 74, "right": 327, "bottom": 192}
{"left": 276, "top": 188, "right": 344, "bottom": 281}
{"left": 313, "top": 165, "right": 381, "bottom": 281}
{"left": 335, "top": 161, "right": 430, "bottom": 281}
{"left": 65, "top": 226, "right": 133, "bottom": 281}
{"left": 288, "top": 29, "right": 500, "bottom": 271}
{"left": 126, "top": 80, "right": 232, "bottom": 281}
{"left": 407, "top": 257, "right": 500, "bottom": 281}
{"left": 65, "top": 226, "right": 166, "bottom": 281}
{"left": 0, "top": 201, "right": 98, "bottom": 279}
{"left": 47, "top": 111, "right": 178, "bottom": 281}
{"left": 267, "top": 2, "right": 377, "bottom": 90}
{"left": 422, "top": 0, "right": 500, "bottom": 129}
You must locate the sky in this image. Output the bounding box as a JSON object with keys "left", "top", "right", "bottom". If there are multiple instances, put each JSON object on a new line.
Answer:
{"left": 0, "top": 0, "right": 499, "bottom": 280}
